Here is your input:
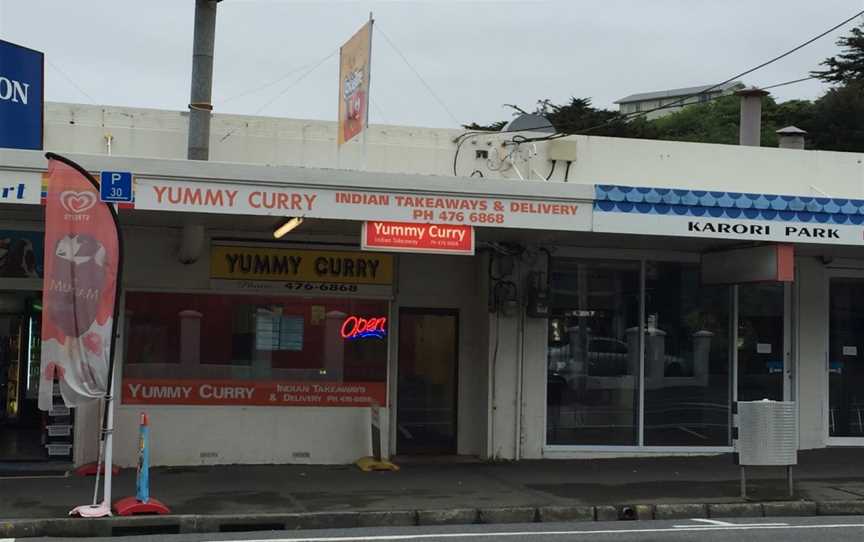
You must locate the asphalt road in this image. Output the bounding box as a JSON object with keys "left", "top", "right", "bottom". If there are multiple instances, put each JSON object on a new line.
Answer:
{"left": 9, "top": 516, "right": 864, "bottom": 542}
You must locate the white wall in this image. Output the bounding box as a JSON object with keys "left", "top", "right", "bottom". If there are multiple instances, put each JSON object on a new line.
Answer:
{"left": 796, "top": 256, "right": 828, "bottom": 450}
{"left": 44, "top": 102, "right": 864, "bottom": 199}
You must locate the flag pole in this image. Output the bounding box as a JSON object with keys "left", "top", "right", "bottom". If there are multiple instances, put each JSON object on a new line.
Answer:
{"left": 45, "top": 153, "right": 125, "bottom": 518}
{"left": 361, "top": 11, "right": 373, "bottom": 172}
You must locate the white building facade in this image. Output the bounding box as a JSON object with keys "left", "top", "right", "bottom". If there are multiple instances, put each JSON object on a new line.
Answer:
{"left": 1, "top": 102, "right": 863, "bottom": 468}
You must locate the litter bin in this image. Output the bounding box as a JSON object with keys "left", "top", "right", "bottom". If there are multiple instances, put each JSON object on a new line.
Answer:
{"left": 736, "top": 399, "right": 798, "bottom": 497}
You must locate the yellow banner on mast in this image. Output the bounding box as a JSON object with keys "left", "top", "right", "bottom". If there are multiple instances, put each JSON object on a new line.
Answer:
{"left": 338, "top": 19, "right": 373, "bottom": 146}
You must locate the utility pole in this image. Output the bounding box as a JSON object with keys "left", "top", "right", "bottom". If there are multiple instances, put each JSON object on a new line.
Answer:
{"left": 187, "top": 0, "right": 220, "bottom": 160}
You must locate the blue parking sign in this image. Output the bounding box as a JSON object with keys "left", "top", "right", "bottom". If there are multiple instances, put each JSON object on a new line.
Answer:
{"left": 100, "top": 171, "right": 133, "bottom": 203}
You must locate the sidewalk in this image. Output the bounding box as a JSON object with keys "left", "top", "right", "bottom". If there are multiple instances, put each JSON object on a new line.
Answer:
{"left": 2, "top": 449, "right": 864, "bottom": 536}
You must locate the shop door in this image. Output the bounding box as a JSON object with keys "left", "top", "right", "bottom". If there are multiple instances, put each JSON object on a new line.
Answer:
{"left": 396, "top": 309, "right": 458, "bottom": 455}
{"left": 0, "top": 292, "right": 50, "bottom": 462}
{"left": 827, "top": 276, "right": 864, "bottom": 443}
{"left": 736, "top": 283, "right": 789, "bottom": 402}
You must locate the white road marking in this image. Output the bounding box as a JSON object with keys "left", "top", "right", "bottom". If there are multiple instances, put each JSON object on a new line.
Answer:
{"left": 208, "top": 522, "right": 864, "bottom": 542}
{"left": 673, "top": 518, "right": 788, "bottom": 528}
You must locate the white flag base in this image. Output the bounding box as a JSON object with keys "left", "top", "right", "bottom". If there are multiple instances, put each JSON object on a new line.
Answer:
{"left": 69, "top": 502, "right": 112, "bottom": 518}
{"left": 69, "top": 379, "right": 117, "bottom": 519}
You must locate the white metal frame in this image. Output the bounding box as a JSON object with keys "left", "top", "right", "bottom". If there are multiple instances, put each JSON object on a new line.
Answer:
{"left": 824, "top": 268, "right": 864, "bottom": 446}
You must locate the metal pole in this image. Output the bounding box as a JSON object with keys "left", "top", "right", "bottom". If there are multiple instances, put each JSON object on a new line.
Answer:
{"left": 187, "top": 0, "right": 220, "bottom": 161}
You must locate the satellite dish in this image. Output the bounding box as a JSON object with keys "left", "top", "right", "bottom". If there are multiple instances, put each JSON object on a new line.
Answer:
{"left": 502, "top": 113, "right": 555, "bottom": 134}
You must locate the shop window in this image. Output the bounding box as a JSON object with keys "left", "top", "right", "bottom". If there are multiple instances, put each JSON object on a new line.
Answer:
{"left": 546, "top": 259, "right": 733, "bottom": 448}
{"left": 122, "top": 292, "right": 388, "bottom": 407}
{"left": 643, "top": 262, "right": 731, "bottom": 446}
{"left": 546, "top": 260, "right": 641, "bottom": 446}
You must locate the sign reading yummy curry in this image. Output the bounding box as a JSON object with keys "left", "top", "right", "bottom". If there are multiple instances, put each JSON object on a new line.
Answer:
{"left": 210, "top": 245, "right": 393, "bottom": 286}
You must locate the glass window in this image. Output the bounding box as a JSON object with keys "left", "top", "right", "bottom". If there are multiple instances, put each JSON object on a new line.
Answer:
{"left": 828, "top": 278, "right": 864, "bottom": 437}
{"left": 122, "top": 292, "right": 388, "bottom": 406}
{"left": 644, "top": 262, "right": 731, "bottom": 446}
{"left": 737, "top": 283, "right": 784, "bottom": 402}
{"left": 546, "top": 260, "right": 641, "bottom": 445}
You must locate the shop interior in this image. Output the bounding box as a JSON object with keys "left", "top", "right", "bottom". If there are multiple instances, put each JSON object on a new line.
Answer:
{"left": 0, "top": 290, "right": 57, "bottom": 462}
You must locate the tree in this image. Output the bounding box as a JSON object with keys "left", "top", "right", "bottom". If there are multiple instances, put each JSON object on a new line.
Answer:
{"left": 462, "top": 121, "right": 507, "bottom": 131}
{"left": 464, "top": 97, "right": 658, "bottom": 139}
{"left": 812, "top": 26, "right": 864, "bottom": 85}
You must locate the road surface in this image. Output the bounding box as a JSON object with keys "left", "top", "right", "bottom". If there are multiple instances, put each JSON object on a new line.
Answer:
{"left": 8, "top": 516, "right": 864, "bottom": 542}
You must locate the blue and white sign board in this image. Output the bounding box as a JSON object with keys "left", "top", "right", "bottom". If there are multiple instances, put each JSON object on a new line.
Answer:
{"left": 0, "top": 170, "right": 41, "bottom": 205}
{"left": 100, "top": 171, "right": 133, "bottom": 203}
{"left": 594, "top": 184, "right": 864, "bottom": 247}
{"left": 0, "top": 40, "right": 44, "bottom": 150}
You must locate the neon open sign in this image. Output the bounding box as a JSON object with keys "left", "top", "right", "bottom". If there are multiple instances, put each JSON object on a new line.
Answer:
{"left": 340, "top": 315, "right": 387, "bottom": 340}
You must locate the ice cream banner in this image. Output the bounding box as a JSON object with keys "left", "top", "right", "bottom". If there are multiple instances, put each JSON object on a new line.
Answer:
{"left": 39, "top": 154, "right": 121, "bottom": 411}
{"left": 338, "top": 20, "right": 372, "bottom": 146}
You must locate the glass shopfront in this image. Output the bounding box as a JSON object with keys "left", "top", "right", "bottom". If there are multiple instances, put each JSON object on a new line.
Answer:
{"left": 546, "top": 257, "right": 787, "bottom": 449}
{"left": 829, "top": 277, "right": 864, "bottom": 439}
{"left": 122, "top": 292, "right": 389, "bottom": 407}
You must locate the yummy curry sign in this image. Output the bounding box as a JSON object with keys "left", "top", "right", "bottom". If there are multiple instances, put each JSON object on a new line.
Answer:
{"left": 210, "top": 245, "right": 394, "bottom": 285}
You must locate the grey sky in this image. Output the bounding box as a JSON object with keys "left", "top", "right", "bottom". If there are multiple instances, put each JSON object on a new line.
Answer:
{"left": 0, "top": 0, "right": 860, "bottom": 129}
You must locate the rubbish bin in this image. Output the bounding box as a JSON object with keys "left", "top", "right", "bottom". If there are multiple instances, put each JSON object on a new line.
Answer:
{"left": 736, "top": 399, "right": 798, "bottom": 497}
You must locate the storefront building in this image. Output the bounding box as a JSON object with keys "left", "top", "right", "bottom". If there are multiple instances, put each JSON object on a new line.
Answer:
{"left": 2, "top": 103, "right": 864, "bottom": 467}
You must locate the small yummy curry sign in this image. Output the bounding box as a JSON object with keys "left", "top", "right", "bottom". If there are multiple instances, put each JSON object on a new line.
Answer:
{"left": 210, "top": 244, "right": 394, "bottom": 296}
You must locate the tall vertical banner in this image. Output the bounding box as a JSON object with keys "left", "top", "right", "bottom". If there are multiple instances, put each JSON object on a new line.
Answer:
{"left": 338, "top": 20, "right": 372, "bottom": 146}
{"left": 39, "top": 154, "right": 121, "bottom": 411}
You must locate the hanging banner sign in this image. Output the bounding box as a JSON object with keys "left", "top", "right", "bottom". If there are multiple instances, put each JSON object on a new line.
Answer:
{"left": 134, "top": 179, "right": 591, "bottom": 231}
{"left": 362, "top": 221, "right": 474, "bottom": 255}
{"left": 338, "top": 21, "right": 372, "bottom": 146}
{"left": 122, "top": 378, "right": 387, "bottom": 407}
{"left": 701, "top": 245, "right": 794, "bottom": 284}
{"left": 210, "top": 244, "right": 394, "bottom": 296}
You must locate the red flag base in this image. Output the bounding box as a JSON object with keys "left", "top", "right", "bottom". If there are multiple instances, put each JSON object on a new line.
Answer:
{"left": 113, "top": 496, "right": 171, "bottom": 516}
{"left": 74, "top": 463, "right": 121, "bottom": 477}
{"left": 69, "top": 502, "right": 112, "bottom": 518}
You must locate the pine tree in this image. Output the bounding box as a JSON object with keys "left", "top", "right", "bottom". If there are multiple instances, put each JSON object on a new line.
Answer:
{"left": 812, "top": 26, "right": 864, "bottom": 85}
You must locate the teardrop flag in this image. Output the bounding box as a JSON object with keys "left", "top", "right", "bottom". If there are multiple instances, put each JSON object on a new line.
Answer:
{"left": 38, "top": 153, "right": 122, "bottom": 411}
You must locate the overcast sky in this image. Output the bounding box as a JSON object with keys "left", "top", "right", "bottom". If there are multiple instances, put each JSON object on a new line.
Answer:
{"left": 0, "top": 0, "right": 860, "bottom": 129}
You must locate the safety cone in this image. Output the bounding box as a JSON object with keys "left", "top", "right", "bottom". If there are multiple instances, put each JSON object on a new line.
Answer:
{"left": 113, "top": 413, "right": 170, "bottom": 515}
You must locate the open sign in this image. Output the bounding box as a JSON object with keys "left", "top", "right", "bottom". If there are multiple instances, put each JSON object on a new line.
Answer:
{"left": 340, "top": 315, "right": 387, "bottom": 340}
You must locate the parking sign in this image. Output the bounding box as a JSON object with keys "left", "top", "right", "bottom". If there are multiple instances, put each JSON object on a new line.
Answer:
{"left": 100, "top": 171, "right": 133, "bottom": 203}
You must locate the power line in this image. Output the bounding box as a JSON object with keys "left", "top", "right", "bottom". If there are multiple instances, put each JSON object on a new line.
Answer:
{"left": 47, "top": 59, "right": 97, "bottom": 104}
{"left": 218, "top": 62, "right": 316, "bottom": 105}
{"left": 461, "top": 8, "right": 864, "bottom": 149}
{"left": 376, "top": 25, "right": 462, "bottom": 127}
{"left": 370, "top": 97, "right": 390, "bottom": 125}
{"left": 760, "top": 76, "right": 817, "bottom": 90}
{"left": 219, "top": 48, "right": 338, "bottom": 143}
{"left": 611, "top": 8, "right": 864, "bottom": 127}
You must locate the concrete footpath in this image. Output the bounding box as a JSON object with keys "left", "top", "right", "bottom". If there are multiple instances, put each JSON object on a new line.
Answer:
{"left": 3, "top": 449, "right": 864, "bottom": 538}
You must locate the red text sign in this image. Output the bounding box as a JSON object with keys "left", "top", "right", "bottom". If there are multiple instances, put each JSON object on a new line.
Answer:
{"left": 122, "top": 379, "right": 386, "bottom": 407}
{"left": 340, "top": 315, "right": 387, "bottom": 340}
{"left": 362, "top": 221, "right": 474, "bottom": 255}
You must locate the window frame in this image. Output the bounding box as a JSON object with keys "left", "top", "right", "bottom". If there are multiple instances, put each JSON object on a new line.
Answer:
{"left": 542, "top": 248, "right": 736, "bottom": 453}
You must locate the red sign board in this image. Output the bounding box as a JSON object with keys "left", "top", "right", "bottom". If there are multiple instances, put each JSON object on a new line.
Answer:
{"left": 362, "top": 221, "right": 474, "bottom": 255}
{"left": 122, "top": 379, "right": 386, "bottom": 407}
